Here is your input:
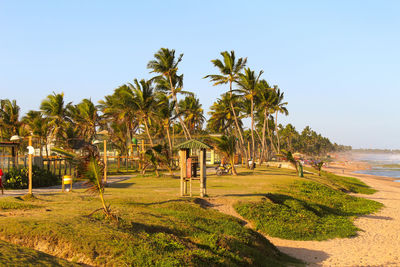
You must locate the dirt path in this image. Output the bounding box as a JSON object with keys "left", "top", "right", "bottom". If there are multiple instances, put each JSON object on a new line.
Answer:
{"left": 208, "top": 171, "right": 400, "bottom": 266}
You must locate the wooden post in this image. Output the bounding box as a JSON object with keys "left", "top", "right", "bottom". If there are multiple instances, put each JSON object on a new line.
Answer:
{"left": 200, "top": 149, "right": 205, "bottom": 197}
{"left": 179, "top": 150, "right": 186, "bottom": 196}
{"left": 104, "top": 140, "right": 107, "bottom": 183}
{"left": 28, "top": 136, "right": 32, "bottom": 195}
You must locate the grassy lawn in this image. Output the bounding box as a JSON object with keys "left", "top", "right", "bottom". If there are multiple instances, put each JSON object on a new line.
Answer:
{"left": 0, "top": 167, "right": 302, "bottom": 266}
{"left": 234, "top": 169, "right": 382, "bottom": 241}
{"left": 0, "top": 166, "right": 381, "bottom": 265}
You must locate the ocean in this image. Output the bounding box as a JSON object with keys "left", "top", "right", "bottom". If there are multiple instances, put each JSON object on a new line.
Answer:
{"left": 352, "top": 153, "right": 400, "bottom": 182}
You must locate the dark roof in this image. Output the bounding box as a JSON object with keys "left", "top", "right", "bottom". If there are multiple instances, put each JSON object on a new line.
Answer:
{"left": 175, "top": 139, "right": 212, "bottom": 150}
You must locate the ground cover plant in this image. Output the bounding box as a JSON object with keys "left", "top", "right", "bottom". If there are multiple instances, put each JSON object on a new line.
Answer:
{"left": 235, "top": 172, "right": 382, "bottom": 241}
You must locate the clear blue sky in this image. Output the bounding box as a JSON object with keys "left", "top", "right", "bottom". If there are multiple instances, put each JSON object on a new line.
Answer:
{"left": 1, "top": 1, "right": 399, "bottom": 149}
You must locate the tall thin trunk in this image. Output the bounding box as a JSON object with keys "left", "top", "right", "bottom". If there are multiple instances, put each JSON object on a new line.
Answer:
{"left": 275, "top": 111, "right": 281, "bottom": 154}
{"left": 169, "top": 75, "right": 191, "bottom": 140}
{"left": 250, "top": 97, "right": 255, "bottom": 161}
{"left": 229, "top": 80, "right": 248, "bottom": 167}
{"left": 266, "top": 115, "right": 277, "bottom": 153}
{"left": 165, "top": 122, "right": 173, "bottom": 173}
{"left": 259, "top": 108, "right": 268, "bottom": 164}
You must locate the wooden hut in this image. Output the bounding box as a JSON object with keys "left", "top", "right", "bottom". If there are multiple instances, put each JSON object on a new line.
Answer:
{"left": 175, "top": 140, "right": 212, "bottom": 197}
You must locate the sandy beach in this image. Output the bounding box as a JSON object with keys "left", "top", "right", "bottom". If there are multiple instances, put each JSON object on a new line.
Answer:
{"left": 267, "top": 162, "right": 400, "bottom": 266}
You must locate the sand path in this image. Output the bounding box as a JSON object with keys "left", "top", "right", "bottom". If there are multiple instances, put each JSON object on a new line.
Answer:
{"left": 209, "top": 169, "right": 400, "bottom": 266}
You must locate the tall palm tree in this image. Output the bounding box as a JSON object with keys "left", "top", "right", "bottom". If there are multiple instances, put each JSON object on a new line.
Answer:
{"left": 178, "top": 95, "right": 205, "bottom": 134}
{"left": 40, "top": 92, "right": 70, "bottom": 143}
{"left": 147, "top": 48, "right": 192, "bottom": 139}
{"left": 204, "top": 51, "right": 247, "bottom": 161}
{"left": 255, "top": 80, "right": 276, "bottom": 163}
{"left": 156, "top": 94, "right": 175, "bottom": 166}
{"left": 272, "top": 86, "right": 288, "bottom": 154}
{"left": 236, "top": 68, "right": 263, "bottom": 161}
{"left": 127, "top": 79, "right": 157, "bottom": 147}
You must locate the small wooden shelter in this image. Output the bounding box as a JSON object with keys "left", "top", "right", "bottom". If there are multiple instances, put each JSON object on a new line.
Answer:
{"left": 176, "top": 139, "right": 212, "bottom": 197}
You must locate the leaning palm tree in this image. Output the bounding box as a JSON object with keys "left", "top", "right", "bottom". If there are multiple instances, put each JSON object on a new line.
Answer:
{"left": 212, "top": 135, "right": 238, "bottom": 175}
{"left": 204, "top": 51, "right": 248, "bottom": 162}
{"left": 236, "top": 68, "right": 263, "bottom": 162}
{"left": 147, "top": 48, "right": 192, "bottom": 139}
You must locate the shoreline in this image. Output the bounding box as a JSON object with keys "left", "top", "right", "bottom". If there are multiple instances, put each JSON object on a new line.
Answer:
{"left": 267, "top": 161, "right": 400, "bottom": 266}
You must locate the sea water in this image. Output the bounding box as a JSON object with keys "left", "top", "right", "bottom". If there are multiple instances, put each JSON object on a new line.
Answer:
{"left": 352, "top": 153, "right": 400, "bottom": 182}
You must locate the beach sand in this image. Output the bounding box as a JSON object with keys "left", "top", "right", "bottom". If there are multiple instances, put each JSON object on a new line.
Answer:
{"left": 267, "top": 162, "right": 400, "bottom": 266}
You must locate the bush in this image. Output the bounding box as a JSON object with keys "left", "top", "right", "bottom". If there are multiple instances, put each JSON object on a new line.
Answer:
{"left": 3, "top": 166, "right": 61, "bottom": 189}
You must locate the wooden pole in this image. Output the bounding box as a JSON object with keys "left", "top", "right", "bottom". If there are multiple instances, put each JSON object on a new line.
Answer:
{"left": 200, "top": 149, "right": 205, "bottom": 197}
{"left": 28, "top": 136, "right": 32, "bottom": 195}
{"left": 179, "top": 150, "right": 186, "bottom": 196}
{"left": 104, "top": 140, "right": 107, "bottom": 183}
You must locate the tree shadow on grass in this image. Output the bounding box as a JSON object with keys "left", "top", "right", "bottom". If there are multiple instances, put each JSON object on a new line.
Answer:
{"left": 107, "top": 182, "right": 135, "bottom": 189}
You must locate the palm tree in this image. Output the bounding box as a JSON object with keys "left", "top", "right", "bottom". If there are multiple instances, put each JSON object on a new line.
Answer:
{"left": 255, "top": 80, "right": 275, "bottom": 163}
{"left": 68, "top": 99, "right": 100, "bottom": 143}
{"left": 207, "top": 93, "right": 242, "bottom": 135}
{"left": 236, "top": 68, "right": 263, "bottom": 162}
{"left": 127, "top": 79, "right": 157, "bottom": 147}
{"left": 147, "top": 48, "right": 192, "bottom": 139}
{"left": 22, "top": 110, "right": 50, "bottom": 157}
{"left": 99, "top": 85, "right": 139, "bottom": 156}
{"left": 212, "top": 135, "right": 238, "bottom": 175}
{"left": 272, "top": 86, "right": 288, "bottom": 154}
{"left": 156, "top": 93, "right": 176, "bottom": 165}
{"left": 40, "top": 92, "right": 70, "bottom": 143}
{"left": 204, "top": 51, "right": 247, "bottom": 162}
{"left": 0, "top": 99, "right": 22, "bottom": 139}
{"left": 178, "top": 95, "right": 205, "bottom": 134}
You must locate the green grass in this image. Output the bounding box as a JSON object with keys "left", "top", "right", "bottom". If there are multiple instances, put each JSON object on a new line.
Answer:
{"left": 0, "top": 198, "right": 38, "bottom": 210}
{"left": 0, "top": 165, "right": 381, "bottom": 264}
{"left": 235, "top": 180, "right": 383, "bottom": 241}
{"left": 0, "top": 240, "right": 78, "bottom": 266}
{"left": 319, "top": 170, "right": 377, "bottom": 194}
{"left": 0, "top": 170, "right": 302, "bottom": 266}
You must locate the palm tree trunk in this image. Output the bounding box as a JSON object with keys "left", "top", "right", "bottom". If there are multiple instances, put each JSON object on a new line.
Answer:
{"left": 229, "top": 80, "right": 248, "bottom": 167}
{"left": 165, "top": 122, "right": 173, "bottom": 173}
{"left": 143, "top": 119, "right": 154, "bottom": 147}
{"left": 230, "top": 158, "right": 237, "bottom": 175}
{"left": 250, "top": 97, "right": 255, "bottom": 161}
{"left": 260, "top": 108, "right": 268, "bottom": 164}
{"left": 266, "top": 115, "right": 277, "bottom": 153}
{"left": 275, "top": 111, "right": 281, "bottom": 154}
{"left": 168, "top": 76, "right": 191, "bottom": 140}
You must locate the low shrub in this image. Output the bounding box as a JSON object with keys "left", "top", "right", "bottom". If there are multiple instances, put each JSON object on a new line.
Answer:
{"left": 3, "top": 166, "right": 61, "bottom": 189}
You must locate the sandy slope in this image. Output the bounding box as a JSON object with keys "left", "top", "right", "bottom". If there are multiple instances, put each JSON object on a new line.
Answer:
{"left": 209, "top": 165, "right": 400, "bottom": 266}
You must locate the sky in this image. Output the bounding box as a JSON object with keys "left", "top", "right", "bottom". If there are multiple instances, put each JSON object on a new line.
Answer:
{"left": 1, "top": 0, "right": 399, "bottom": 149}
